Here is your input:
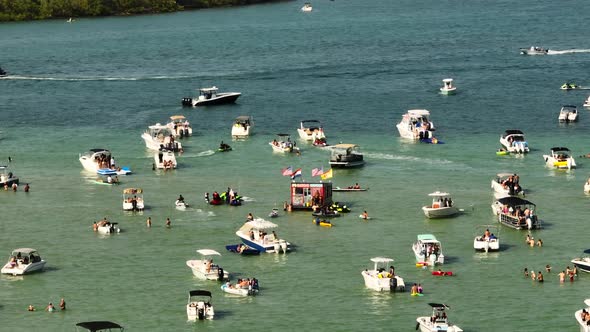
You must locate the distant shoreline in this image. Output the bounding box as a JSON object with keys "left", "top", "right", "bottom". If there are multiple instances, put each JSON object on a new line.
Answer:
{"left": 0, "top": 0, "right": 291, "bottom": 23}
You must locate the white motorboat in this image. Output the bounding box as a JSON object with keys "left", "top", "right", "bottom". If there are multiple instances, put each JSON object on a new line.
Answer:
{"left": 0, "top": 66, "right": 7, "bottom": 77}
{"left": 97, "top": 222, "right": 120, "bottom": 234}
{"left": 585, "top": 178, "right": 590, "bottom": 194}
{"left": 235, "top": 218, "right": 290, "bottom": 253}
{"left": 473, "top": 225, "right": 500, "bottom": 252}
{"left": 141, "top": 124, "right": 183, "bottom": 152}
{"left": 220, "top": 278, "right": 259, "bottom": 296}
{"left": 329, "top": 143, "right": 364, "bottom": 168}
{"left": 412, "top": 234, "right": 444, "bottom": 266}
{"left": 269, "top": 134, "right": 300, "bottom": 154}
{"left": 571, "top": 250, "right": 590, "bottom": 274}
{"left": 122, "top": 188, "right": 144, "bottom": 211}
{"left": 166, "top": 115, "right": 192, "bottom": 138}
{"left": 0, "top": 165, "right": 19, "bottom": 187}
{"left": 297, "top": 120, "right": 325, "bottom": 141}
{"left": 1, "top": 248, "right": 46, "bottom": 276}
{"left": 269, "top": 208, "right": 279, "bottom": 218}
{"left": 301, "top": 2, "right": 312, "bottom": 12}
{"left": 186, "top": 290, "right": 214, "bottom": 321}
{"left": 416, "top": 303, "right": 463, "bottom": 332}
{"left": 491, "top": 196, "right": 540, "bottom": 230}
{"left": 574, "top": 299, "right": 590, "bottom": 332}
{"left": 361, "top": 257, "right": 405, "bottom": 292}
{"left": 520, "top": 46, "right": 548, "bottom": 55}
{"left": 491, "top": 173, "right": 524, "bottom": 197}
{"left": 439, "top": 78, "right": 456, "bottom": 95}
{"left": 543, "top": 147, "right": 576, "bottom": 170}
{"left": 422, "top": 192, "right": 459, "bottom": 218}
{"left": 583, "top": 96, "right": 590, "bottom": 108}
{"left": 79, "top": 149, "right": 112, "bottom": 173}
{"left": 559, "top": 105, "right": 578, "bottom": 122}
{"left": 396, "top": 109, "right": 436, "bottom": 141}
{"left": 182, "top": 86, "right": 241, "bottom": 107}
{"left": 231, "top": 115, "right": 253, "bottom": 138}
{"left": 185, "top": 249, "right": 229, "bottom": 281}
{"left": 499, "top": 130, "right": 529, "bottom": 153}
{"left": 154, "top": 149, "right": 177, "bottom": 169}
{"left": 76, "top": 321, "right": 124, "bottom": 332}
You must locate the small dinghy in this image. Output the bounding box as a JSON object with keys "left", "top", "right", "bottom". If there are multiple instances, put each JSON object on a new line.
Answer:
{"left": 313, "top": 218, "right": 333, "bottom": 227}
{"left": 225, "top": 244, "right": 260, "bottom": 255}
{"left": 269, "top": 208, "right": 279, "bottom": 218}
{"left": 220, "top": 278, "right": 259, "bottom": 296}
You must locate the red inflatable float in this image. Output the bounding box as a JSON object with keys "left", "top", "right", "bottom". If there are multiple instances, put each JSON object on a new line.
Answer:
{"left": 432, "top": 271, "right": 453, "bottom": 276}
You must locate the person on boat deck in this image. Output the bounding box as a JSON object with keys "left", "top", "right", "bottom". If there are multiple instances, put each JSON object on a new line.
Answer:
{"left": 484, "top": 229, "right": 491, "bottom": 239}
{"left": 489, "top": 233, "right": 497, "bottom": 240}
{"left": 388, "top": 266, "right": 395, "bottom": 277}
{"left": 205, "top": 259, "right": 212, "bottom": 273}
{"left": 353, "top": 183, "right": 361, "bottom": 189}
{"left": 177, "top": 195, "right": 185, "bottom": 203}
{"left": 249, "top": 230, "right": 255, "bottom": 240}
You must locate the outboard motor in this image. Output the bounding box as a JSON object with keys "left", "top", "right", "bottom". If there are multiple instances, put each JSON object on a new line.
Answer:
{"left": 197, "top": 307, "right": 205, "bottom": 320}
{"left": 389, "top": 276, "right": 398, "bottom": 292}
{"left": 217, "top": 267, "right": 224, "bottom": 281}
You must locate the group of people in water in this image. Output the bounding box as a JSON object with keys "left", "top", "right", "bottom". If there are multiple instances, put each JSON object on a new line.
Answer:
{"left": 525, "top": 263, "right": 578, "bottom": 283}
{"left": 28, "top": 298, "right": 66, "bottom": 312}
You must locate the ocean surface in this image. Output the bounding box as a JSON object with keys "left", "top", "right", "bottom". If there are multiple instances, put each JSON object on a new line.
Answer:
{"left": 1, "top": 0, "right": 590, "bottom": 330}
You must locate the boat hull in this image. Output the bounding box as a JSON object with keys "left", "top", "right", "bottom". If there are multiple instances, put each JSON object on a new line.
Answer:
{"left": 1, "top": 261, "right": 46, "bottom": 276}
{"left": 186, "top": 260, "right": 229, "bottom": 281}
{"left": 440, "top": 87, "right": 457, "bottom": 95}
{"left": 184, "top": 93, "right": 241, "bottom": 107}
{"left": 186, "top": 303, "right": 214, "bottom": 321}
{"left": 473, "top": 238, "right": 500, "bottom": 252}
{"left": 543, "top": 155, "right": 576, "bottom": 169}
{"left": 328, "top": 160, "right": 365, "bottom": 168}
{"left": 237, "top": 234, "right": 289, "bottom": 253}
{"left": 220, "top": 284, "right": 258, "bottom": 296}
{"left": 416, "top": 317, "right": 463, "bottom": 332}
{"left": 422, "top": 206, "right": 458, "bottom": 218}
{"left": 361, "top": 270, "right": 405, "bottom": 292}
{"left": 571, "top": 258, "right": 590, "bottom": 273}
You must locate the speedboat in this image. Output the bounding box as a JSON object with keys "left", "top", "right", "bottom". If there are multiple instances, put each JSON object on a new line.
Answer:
{"left": 412, "top": 234, "right": 444, "bottom": 266}
{"left": 182, "top": 86, "right": 241, "bottom": 107}
{"left": 571, "top": 250, "right": 590, "bottom": 273}
{"left": 574, "top": 299, "right": 590, "bottom": 332}
{"left": 231, "top": 115, "right": 253, "bottom": 138}
{"left": 491, "top": 173, "right": 524, "bottom": 197}
{"left": 396, "top": 109, "right": 436, "bottom": 141}
{"left": 141, "top": 124, "right": 182, "bottom": 152}
{"left": 499, "top": 130, "right": 529, "bottom": 153}
{"left": 558, "top": 105, "right": 578, "bottom": 122}
{"left": 1, "top": 248, "right": 46, "bottom": 276}
{"left": 473, "top": 225, "right": 500, "bottom": 252}
{"left": 166, "top": 115, "right": 192, "bottom": 138}
{"left": 0, "top": 165, "right": 19, "bottom": 187}
{"left": 75, "top": 321, "right": 124, "bottom": 332}
{"left": 235, "top": 218, "right": 290, "bottom": 253}
{"left": 97, "top": 222, "right": 120, "bottom": 234}
{"left": 416, "top": 303, "right": 463, "bottom": 332}
{"left": 154, "top": 149, "right": 177, "bottom": 169}
{"left": 269, "top": 134, "right": 300, "bottom": 154}
{"left": 186, "top": 290, "right": 214, "bottom": 321}
{"left": 439, "top": 78, "right": 456, "bottom": 95}
{"left": 122, "top": 188, "right": 144, "bottom": 211}
{"left": 301, "top": 2, "right": 312, "bottom": 12}
{"left": 561, "top": 82, "right": 580, "bottom": 90}
{"left": 297, "top": 120, "right": 325, "bottom": 141}
{"left": 185, "top": 249, "right": 229, "bottom": 281}
{"left": 329, "top": 143, "right": 364, "bottom": 168}
{"left": 491, "top": 196, "right": 540, "bottom": 230}
{"left": 79, "top": 149, "right": 126, "bottom": 174}
{"left": 585, "top": 178, "right": 590, "bottom": 194}
{"left": 520, "top": 46, "right": 548, "bottom": 55}
{"left": 543, "top": 147, "right": 576, "bottom": 169}
{"left": 422, "top": 192, "right": 459, "bottom": 218}
{"left": 0, "top": 67, "right": 7, "bottom": 77}
{"left": 361, "top": 257, "right": 405, "bottom": 292}
{"left": 583, "top": 95, "right": 590, "bottom": 107}
{"left": 220, "top": 278, "right": 259, "bottom": 296}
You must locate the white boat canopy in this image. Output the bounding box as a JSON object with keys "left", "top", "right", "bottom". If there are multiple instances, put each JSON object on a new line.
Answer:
{"left": 199, "top": 86, "right": 218, "bottom": 92}
{"left": 442, "top": 78, "right": 453, "bottom": 83}
{"left": 428, "top": 191, "right": 451, "bottom": 197}
{"left": 407, "top": 109, "right": 430, "bottom": 117}
{"left": 370, "top": 257, "right": 394, "bottom": 263}
{"left": 196, "top": 249, "right": 222, "bottom": 256}
{"left": 585, "top": 299, "right": 590, "bottom": 307}
{"left": 496, "top": 173, "right": 516, "bottom": 178}
{"left": 170, "top": 115, "right": 186, "bottom": 121}
{"left": 11, "top": 248, "right": 39, "bottom": 255}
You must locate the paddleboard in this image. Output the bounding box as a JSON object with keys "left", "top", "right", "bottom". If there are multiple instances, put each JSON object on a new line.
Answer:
{"left": 359, "top": 215, "right": 371, "bottom": 220}
{"left": 411, "top": 293, "right": 424, "bottom": 296}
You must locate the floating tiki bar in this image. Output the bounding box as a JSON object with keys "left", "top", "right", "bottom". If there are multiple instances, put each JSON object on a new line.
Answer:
{"left": 290, "top": 182, "right": 333, "bottom": 210}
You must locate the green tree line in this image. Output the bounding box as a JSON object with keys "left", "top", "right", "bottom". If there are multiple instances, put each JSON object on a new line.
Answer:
{"left": 0, "top": 0, "right": 282, "bottom": 22}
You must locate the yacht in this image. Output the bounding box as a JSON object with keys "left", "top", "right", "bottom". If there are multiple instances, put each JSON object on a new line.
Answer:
{"left": 154, "top": 149, "right": 177, "bottom": 170}
{"left": 166, "top": 115, "right": 192, "bottom": 138}
{"left": 491, "top": 173, "right": 524, "bottom": 197}
{"left": 412, "top": 234, "right": 444, "bottom": 266}
{"left": 186, "top": 290, "right": 214, "bottom": 321}
{"left": 231, "top": 115, "right": 253, "bottom": 138}
{"left": 499, "top": 130, "right": 529, "bottom": 153}
{"left": 416, "top": 303, "right": 463, "bottom": 332}
{"left": 1, "top": 248, "right": 46, "bottom": 276}
{"left": 122, "top": 188, "right": 144, "bottom": 211}
{"left": 558, "top": 105, "right": 578, "bottom": 122}
{"left": 301, "top": 2, "right": 312, "bottom": 12}
{"left": 571, "top": 250, "right": 590, "bottom": 273}
{"left": 491, "top": 196, "right": 540, "bottom": 230}
{"left": 141, "top": 124, "right": 182, "bottom": 152}
{"left": 79, "top": 149, "right": 112, "bottom": 173}
{"left": 235, "top": 218, "right": 290, "bottom": 253}
{"left": 329, "top": 144, "right": 364, "bottom": 168}
{"left": 361, "top": 257, "right": 405, "bottom": 292}
{"left": 520, "top": 46, "right": 548, "bottom": 55}
{"left": 439, "top": 78, "right": 456, "bottom": 95}
{"left": 422, "top": 192, "right": 459, "bottom": 218}
{"left": 75, "top": 321, "right": 124, "bottom": 332}
{"left": 543, "top": 147, "right": 576, "bottom": 170}
{"left": 297, "top": 120, "right": 325, "bottom": 141}
{"left": 182, "top": 86, "right": 241, "bottom": 107}
{"left": 574, "top": 299, "right": 590, "bottom": 332}
{"left": 396, "top": 109, "right": 436, "bottom": 141}
{"left": 270, "top": 134, "right": 300, "bottom": 154}
{"left": 473, "top": 225, "right": 500, "bottom": 252}
{"left": 0, "top": 165, "right": 19, "bottom": 187}
{"left": 186, "top": 249, "right": 229, "bottom": 281}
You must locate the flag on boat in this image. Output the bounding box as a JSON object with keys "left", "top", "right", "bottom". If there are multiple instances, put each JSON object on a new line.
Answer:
{"left": 282, "top": 166, "right": 293, "bottom": 176}
{"left": 320, "top": 168, "right": 333, "bottom": 180}
{"left": 311, "top": 167, "right": 324, "bottom": 177}
{"left": 291, "top": 168, "right": 302, "bottom": 180}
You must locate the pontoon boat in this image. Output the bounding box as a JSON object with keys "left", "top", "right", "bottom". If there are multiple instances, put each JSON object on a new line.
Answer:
{"left": 186, "top": 290, "right": 214, "bottom": 321}
{"left": 491, "top": 196, "right": 540, "bottom": 230}
{"left": 396, "top": 109, "right": 436, "bottom": 141}
{"left": 559, "top": 105, "right": 578, "bottom": 122}
{"left": 416, "top": 303, "right": 463, "bottom": 332}
{"left": 141, "top": 124, "right": 182, "bottom": 152}
{"left": 186, "top": 249, "right": 229, "bottom": 281}
{"left": 75, "top": 321, "right": 124, "bottom": 332}
{"left": 269, "top": 134, "right": 300, "bottom": 154}
{"left": 182, "top": 86, "right": 241, "bottom": 106}
{"left": 439, "top": 78, "right": 456, "bottom": 95}
{"left": 122, "top": 188, "right": 144, "bottom": 211}
{"left": 361, "top": 257, "right": 405, "bottom": 292}
{"left": 422, "top": 192, "right": 459, "bottom": 218}
{"left": 1, "top": 248, "right": 46, "bottom": 276}
{"left": 491, "top": 173, "right": 524, "bottom": 197}
{"left": 231, "top": 115, "right": 253, "bottom": 138}
{"left": 235, "top": 218, "right": 290, "bottom": 253}
{"left": 412, "top": 234, "right": 444, "bottom": 265}
{"left": 499, "top": 130, "right": 529, "bottom": 153}
{"left": 473, "top": 225, "right": 500, "bottom": 252}
{"left": 166, "top": 115, "right": 192, "bottom": 138}
{"left": 329, "top": 143, "right": 364, "bottom": 168}
{"left": 543, "top": 147, "right": 576, "bottom": 169}
{"left": 520, "top": 46, "right": 548, "bottom": 55}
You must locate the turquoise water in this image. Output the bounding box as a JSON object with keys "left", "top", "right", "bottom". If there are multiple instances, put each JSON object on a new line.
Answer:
{"left": 2, "top": 0, "right": 590, "bottom": 330}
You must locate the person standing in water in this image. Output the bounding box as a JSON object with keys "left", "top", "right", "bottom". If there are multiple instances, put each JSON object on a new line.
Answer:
{"left": 59, "top": 298, "right": 66, "bottom": 310}
{"left": 146, "top": 217, "right": 152, "bottom": 228}
{"left": 165, "top": 218, "right": 171, "bottom": 228}
{"left": 361, "top": 211, "right": 369, "bottom": 220}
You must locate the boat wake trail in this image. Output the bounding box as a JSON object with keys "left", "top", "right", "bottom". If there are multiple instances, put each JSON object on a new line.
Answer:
{"left": 195, "top": 209, "right": 216, "bottom": 217}
{"left": 240, "top": 196, "right": 256, "bottom": 202}
{"left": 365, "top": 153, "right": 472, "bottom": 170}
{"left": 547, "top": 49, "right": 590, "bottom": 55}
{"left": 0, "top": 75, "right": 194, "bottom": 81}
{"left": 183, "top": 150, "right": 215, "bottom": 158}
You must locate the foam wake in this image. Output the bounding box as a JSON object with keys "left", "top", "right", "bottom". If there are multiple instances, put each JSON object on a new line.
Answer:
{"left": 548, "top": 49, "right": 590, "bottom": 55}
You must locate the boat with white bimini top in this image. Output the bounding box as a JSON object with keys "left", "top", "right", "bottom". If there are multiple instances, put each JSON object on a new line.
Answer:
{"left": 154, "top": 149, "right": 177, "bottom": 170}
{"left": 491, "top": 173, "right": 525, "bottom": 197}
{"left": 499, "top": 130, "right": 529, "bottom": 153}
{"left": 235, "top": 218, "right": 290, "bottom": 253}
{"left": 182, "top": 86, "right": 241, "bottom": 107}
{"left": 584, "top": 96, "right": 590, "bottom": 108}
{"left": 422, "top": 192, "right": 459, "bottom": 218}
{"left": 0, "top": 165, "right": 19, "bottom": 187}
{"left": 361, "top": 257, "right": 405, "bottom": 292}
{"left": 396, "top": 109, "right": 436, "bottom": 141}
{"left": 520, "top": 46, "right": 548, "bottom": 55}
{"left": 141, "top": 124, "right": 183, "bottom": 152}
{"left": 1, "top": 248, "right": 46, "bottom": 276}
{"left": 412, "top": 234, "right": 444, "bottom": 266}
{"left": 75, "top": 321, "right": 124, "bottom": 332}
{"left": 329, "top": 144, "right": 364, "bottom": 168}
{"left": 269, "top": 134, "right": 300, "bottom": 154}
{"left": 491, "top": 196, "right": 540, "bottom": 230}
{"left": 297, "top": 120, "right": 325, "bottom": 141}
{"left": 473, "top": 225, "right": 500, "bottom": 252}
{"left": 186, "top": 290, "right": 214, "bottom": 321}
{"left": 122, "top": 188, "right": 144, "bottom": 211}
{"left": 543, "top": 147, "right": 576, "bottom": 170}
{"left": 231, "top": 115, "right": 253, "bottom": 138}
{"left": 166, "top": 115, "right": 192, "bottom": 138}
{"left": 186, "top": 249, "right": 229, "bottom": 281}
{"left": 574, "top": 299, "right": 590, "bottom": 332}
{"left": 559, "top": 105, "right": 578, "bottom": 122}
{"left": 571, "top": 249, "right": 590, "bottom": 273}
{"left": 439, "top": 78, "right": 456, "bottom": 95}
{"left": 416, "top": 303, "right": 463, "bottom": 332}
{"left": 301, "top": 2, "right": 312, "bottom": 12}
